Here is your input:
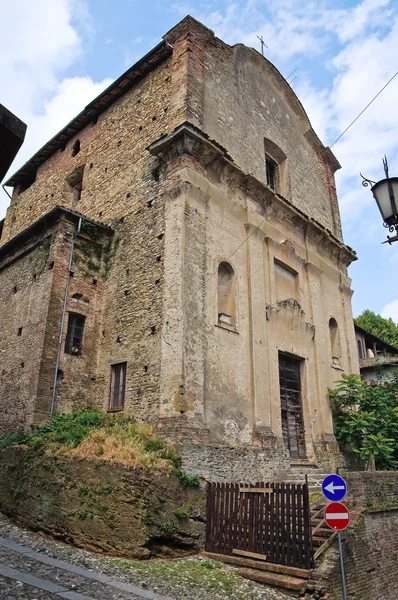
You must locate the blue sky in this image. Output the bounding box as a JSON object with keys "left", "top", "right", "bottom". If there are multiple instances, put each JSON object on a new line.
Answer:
{"left": 1, "top": 0, "right": 398, "bottom": 321}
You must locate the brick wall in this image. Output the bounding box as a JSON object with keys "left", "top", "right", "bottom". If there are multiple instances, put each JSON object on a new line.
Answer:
{"left": 0, "top": 56, "right": 175, "bottom": 425}
{"left": 311, "top": 509, "right": 398, "bottom": 600}
{"left": 0, "top": 231, "right": 54, "bottom": 432}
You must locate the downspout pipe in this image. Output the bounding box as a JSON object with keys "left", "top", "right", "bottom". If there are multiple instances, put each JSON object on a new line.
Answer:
{"left": 49, "top": 216, "right": 82, "bottom": 420}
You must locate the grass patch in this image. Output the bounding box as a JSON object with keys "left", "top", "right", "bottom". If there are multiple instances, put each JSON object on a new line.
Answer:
{"left": 118, "top": 558, "right": 268, "bottom": 599}
{"left": 0, "top": 409, "right": 200, "bottom": 482}
{"left": 309, "top": 492, "right": 323, "bottom": 504}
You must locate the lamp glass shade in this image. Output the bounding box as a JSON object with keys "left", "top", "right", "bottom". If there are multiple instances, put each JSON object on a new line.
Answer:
{"left": 372, "top": 177, "right": 398, "bottom": 226}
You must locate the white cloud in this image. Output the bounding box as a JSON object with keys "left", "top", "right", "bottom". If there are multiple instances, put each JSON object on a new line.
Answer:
{"left": 381, "top": 300, "right": 398, "bottom": 324}
{"left": 0, "top": 0, "right": 113, "bottom": 219}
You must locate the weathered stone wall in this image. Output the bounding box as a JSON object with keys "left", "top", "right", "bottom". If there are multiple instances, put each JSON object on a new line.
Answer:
{"left": 1, "top": 56, "right": 175, "bottom": 424}
{"left": 0, "top": 212, "right": 112, "bottom": 431}
{"left": 181, "top": 442, "right": 290, "bottom": 483}
{"left": 345, "top": 470, "right": 398, "bottom": 506}
{"left": 0, "top": 446, "right": 205, "bottom": 557}
{"left": 200, "top": 41, "right": 342, "bottom": 239}
{"left": 153, "top": 124, "right": 357, "bottom": 471}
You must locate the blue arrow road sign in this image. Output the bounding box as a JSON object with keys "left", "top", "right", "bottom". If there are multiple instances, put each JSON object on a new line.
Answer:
{"left": 322, "top": 474, "right": 347, "bottom": 502}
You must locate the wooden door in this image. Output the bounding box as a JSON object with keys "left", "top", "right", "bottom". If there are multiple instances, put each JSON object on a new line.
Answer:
{"left": 279, "top": 354, "right": 306, "bottom": 459}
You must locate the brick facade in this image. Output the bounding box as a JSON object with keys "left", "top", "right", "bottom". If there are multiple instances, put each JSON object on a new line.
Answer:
{"left": 0, "top": 16, "right": 359, "bottom": 479}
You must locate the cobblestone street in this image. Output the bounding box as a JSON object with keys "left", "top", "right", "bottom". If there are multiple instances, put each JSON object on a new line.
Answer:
{"left": 0, "top": 515, "right": 291, "bottom": 600}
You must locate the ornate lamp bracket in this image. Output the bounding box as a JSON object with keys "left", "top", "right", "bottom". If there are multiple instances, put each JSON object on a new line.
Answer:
{"left": 359, "top": 173, "right": 376, "bottom": 189}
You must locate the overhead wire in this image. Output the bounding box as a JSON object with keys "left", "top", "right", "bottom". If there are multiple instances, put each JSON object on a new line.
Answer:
{"left": 170, "top": 69, "right": 398, "bottom": 319}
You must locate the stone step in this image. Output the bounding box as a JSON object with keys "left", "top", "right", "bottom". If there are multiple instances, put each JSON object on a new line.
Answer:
{"left": 312, "top": 536, "right": 330, "bottom": 547}
{"left": 237, "top": 568, "right": 307, "bottom": 593}
{"left": 312, "top": 527, "right": 332, "bottom": 538}
{"left": 202, "top": 551, "right": 312, "bottom": 579}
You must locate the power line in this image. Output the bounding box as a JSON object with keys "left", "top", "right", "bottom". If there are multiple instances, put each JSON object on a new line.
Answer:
{"left": 167, "top": 69, "right": 398, "bottom": 319}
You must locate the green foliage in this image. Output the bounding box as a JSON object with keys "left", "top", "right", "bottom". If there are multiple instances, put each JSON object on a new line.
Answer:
{"left": 0, "top": 409, "right": 204, "bottom": 488}
{"left": 330, "top": 373, "right": 398, "bottom": 470}
{"left": 0, "top": 409, "right": 107, "bottom": 451}
{"left": 201, "top": 560, "right": 222, "bottom": 570}
{"left": 80, "top": 219, "right": 102, "bottom": 241}
{"left": 174, "top": 508, "right": 188, "bottom": 519}
{"left": 177, "top": 471, "right": 201, "bottom": 488}
{"left": 0, "top": 431, "right": 29, "bottom": 449}
{"left": 161, "top": 521, "right": 176, "bottom": 534}
{"left": 355, "top": 309, "right": 398, "bottom": 347}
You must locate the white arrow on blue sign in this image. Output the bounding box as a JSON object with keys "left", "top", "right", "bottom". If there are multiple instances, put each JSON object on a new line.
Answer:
{"left": 322, "top": 474, "right": 347, "bottom": 502}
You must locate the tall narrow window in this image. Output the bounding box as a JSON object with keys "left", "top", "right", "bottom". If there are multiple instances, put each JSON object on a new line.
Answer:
{"left": 64, "top": 313, "right": 85, "bottom": 355}
{"left": 329, "top": 318, "right": 341, "bottom": 366}
{"left": 109, "top": 362, "right": 126, "bottom": 411}
{"left": 357, "top": 339, "right": 364, "bottom": 360}
{"left": 266, "top": 158, "right": 276, "bottom": 191}
{"left": 264, "top": 138, "right": 288, "bottom": 196}
{"left": 218, "top": 262, "right": 236, "bottom": 327}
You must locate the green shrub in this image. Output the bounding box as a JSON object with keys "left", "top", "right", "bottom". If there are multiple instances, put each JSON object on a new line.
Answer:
{"left": 178, "top": 471, "right": 201, "bottom": 488}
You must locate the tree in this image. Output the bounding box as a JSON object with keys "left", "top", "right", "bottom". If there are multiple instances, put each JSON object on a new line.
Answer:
{"left": 330, "top": 374, "right": 398, "bottom": 470}
{"left": 355, "top": 309, "right": 398, "bottom": 348}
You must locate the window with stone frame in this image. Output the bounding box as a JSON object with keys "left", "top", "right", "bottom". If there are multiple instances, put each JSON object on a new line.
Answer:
{"left": 109, "top": 362, "right": 127, "bottom": 411}
{"left": 64, "top": 313, "right": 85, "bottom": 356}
{"left": 266, "top": 157, "right": 277, "bottom": 191}
{"left": 264, "top": 138, "right": 288, "bottom": 196}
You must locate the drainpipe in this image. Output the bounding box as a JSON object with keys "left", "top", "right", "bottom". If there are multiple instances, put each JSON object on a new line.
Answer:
{"left": 49, "top": 217, "right": 82, "bottom": 420}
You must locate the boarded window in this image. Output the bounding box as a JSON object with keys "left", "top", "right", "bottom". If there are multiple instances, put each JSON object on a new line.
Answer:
{"left": 274, "top": 260, "right": 298, "bottom": 302}
{"left": 218, "top": 262, "right": 236, "bottom": 327}
{"left": 109, "top": 362, "right": 126, "bottom": 411}
{"left": 64, "top": 313, "right": 85, "bottom": 356}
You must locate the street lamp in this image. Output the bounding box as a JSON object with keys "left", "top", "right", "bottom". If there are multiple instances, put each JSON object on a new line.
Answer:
{"left": 361, "top": 156, "right": 398, "bottom": 244}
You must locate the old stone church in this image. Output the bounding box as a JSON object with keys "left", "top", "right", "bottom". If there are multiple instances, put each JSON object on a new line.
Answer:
{"left": 0, "top": 16, "right": 359, "bottom": 480}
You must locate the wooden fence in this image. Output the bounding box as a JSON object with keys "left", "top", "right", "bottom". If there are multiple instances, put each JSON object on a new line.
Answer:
{"left": 205, "top": 481, "right": 314, "bottom": 570}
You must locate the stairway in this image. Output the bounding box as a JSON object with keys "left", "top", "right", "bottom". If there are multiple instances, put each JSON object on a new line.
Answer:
{"left": 284, "top": 462, "right": 338, "bottom": 560}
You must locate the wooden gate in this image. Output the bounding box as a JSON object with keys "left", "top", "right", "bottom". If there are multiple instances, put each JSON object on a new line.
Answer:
{"left": 205, "top": 482, "right": 314, "bottom": 570}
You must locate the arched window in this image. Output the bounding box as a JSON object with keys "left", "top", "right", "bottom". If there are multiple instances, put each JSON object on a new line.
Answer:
{"left": 329, "top": 318, "right": 341, "bottom": 366}
{"left": 218, "top": 262, "right": 236, "bottom": 327}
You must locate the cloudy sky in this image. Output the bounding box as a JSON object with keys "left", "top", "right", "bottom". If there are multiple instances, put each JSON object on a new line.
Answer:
{"left": 1, "top": 0, "right": 398, "bottom": 321}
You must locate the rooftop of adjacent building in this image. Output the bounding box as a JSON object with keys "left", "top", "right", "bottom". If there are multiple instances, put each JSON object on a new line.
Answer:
{"left": 354, "top": 323, "right": 398, "bottom": 370}
{"left": 0, "top": 103, "right": 26, "bottom": 183}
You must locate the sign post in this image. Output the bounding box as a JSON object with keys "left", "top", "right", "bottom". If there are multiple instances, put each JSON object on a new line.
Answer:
{"left": 322, "top": 476, "right": 349, "bottom": 600}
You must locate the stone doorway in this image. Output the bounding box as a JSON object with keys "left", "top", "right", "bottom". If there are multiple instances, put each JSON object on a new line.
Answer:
{"left": 279, "top": 354, "right": 306, "bottom": 459}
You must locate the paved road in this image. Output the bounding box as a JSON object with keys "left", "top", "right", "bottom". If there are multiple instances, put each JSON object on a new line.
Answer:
{"left": 0, "top": 536, "right": 175, "bottom": 600}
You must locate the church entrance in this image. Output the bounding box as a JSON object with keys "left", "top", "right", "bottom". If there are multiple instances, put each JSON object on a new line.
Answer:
{"left": 279, "top": 354, "right": 306, "bottom": 459}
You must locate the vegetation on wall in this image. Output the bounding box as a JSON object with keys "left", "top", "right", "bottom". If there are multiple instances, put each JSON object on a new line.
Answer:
{"left": 355, "top": 309, "right": 398, "bottom": 347}
{"left": 0, "top": 409, "right": 199, "bottom": 485}
{"left": 330, "top": 374, "right": 398, "bottom": 470}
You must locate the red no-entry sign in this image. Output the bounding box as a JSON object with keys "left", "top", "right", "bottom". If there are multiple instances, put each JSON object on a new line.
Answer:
{"left": 324, "top": 502, "right": 350, "bottom": 531}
